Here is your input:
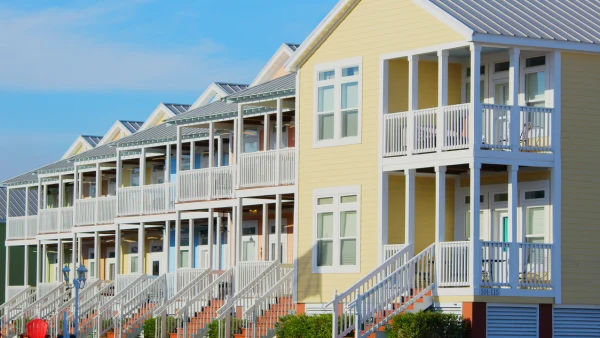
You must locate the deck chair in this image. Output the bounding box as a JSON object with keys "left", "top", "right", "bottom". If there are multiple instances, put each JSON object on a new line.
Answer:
{"left": 25, "top": 319, "right": 48, "bottom": 338}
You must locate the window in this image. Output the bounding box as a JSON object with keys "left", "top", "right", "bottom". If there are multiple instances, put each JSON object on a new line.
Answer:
{"left": 493, "top": 193, "right": 509, "bottom": 203}
{"left": 525, "top": 207, "right": 545, "bottom": 243}
{"left": 465, "top": 211, "right": 488, "bottom": 240}
{"left": 313, "top": 186, "right": 360, "bottom": 273}
{"left": 244, "top": 128, "right": 259, "bottom": 153}
{"left": 131, "top": 168, "right": 140, "bottom": 187}
{"left": 180, "top": 250, "right": 189, "bottom": 268}
{"left": 464, "top": 195, "right": 485, "bottom": 205}
{"left": 315, "top": 57, "right": 362, "bottom": 147}
{"left": 494, "top": 62, "right": 510, "bottom": 73}
{"left": 523, "top": 56, "right": 547, "bottom": 110}
{"left": 525, "top": 190, "right": 545, "bottom": 200}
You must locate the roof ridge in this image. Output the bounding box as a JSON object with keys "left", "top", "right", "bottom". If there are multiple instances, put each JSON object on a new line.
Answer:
{"left": 118, "top": 119, "right": 144, "bottom": 123}
{"left": 162, "top": 102, "right": 191, "bottom": 106}
{"left": 214, "top": 82, "right": 249, "bottom": 87}
{"left": 81, "top": 135, "right": 103, "bottom": 138}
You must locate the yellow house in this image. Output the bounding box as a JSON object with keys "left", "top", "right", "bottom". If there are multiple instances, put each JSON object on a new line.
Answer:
{"left": 286, "top": 0, "right": 600, "bottom": 336}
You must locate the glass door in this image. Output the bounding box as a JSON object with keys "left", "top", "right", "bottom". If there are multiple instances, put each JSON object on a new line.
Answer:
{"left": 491, "top": 79, "right": 510, "bottom": 147}
{"left": 241, "top": 221, "right": 258, "bottom": 262}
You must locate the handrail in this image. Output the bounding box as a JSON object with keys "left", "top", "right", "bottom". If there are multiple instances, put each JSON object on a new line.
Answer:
{"left": 15, "top": 283, "right": 65, "bottom": 336}
{"left": 119, "top": 275, "right": 168, "bottom": 337}
{"left": 153, "top": 268, "right": 212, "bottom": 316}
{"left": 243, "top": 269, "right": 294, "bottom": 317}
{"left": 0, "top": 286, "right": 36, "bottom": 336}
{"left": 76, "top": 280, "right": 115, "bottom": 338}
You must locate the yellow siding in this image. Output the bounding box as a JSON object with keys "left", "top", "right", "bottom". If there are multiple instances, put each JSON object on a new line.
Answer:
{"left": 561, "top": 52, "right": 600, "bottom": 305}
{"left": 296, "top": 0, "right": 464, "bottom": 303}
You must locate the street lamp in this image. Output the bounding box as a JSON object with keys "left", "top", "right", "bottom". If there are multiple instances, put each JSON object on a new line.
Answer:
{"left": 62, "top": 265, "right": 88, "bottom": 338}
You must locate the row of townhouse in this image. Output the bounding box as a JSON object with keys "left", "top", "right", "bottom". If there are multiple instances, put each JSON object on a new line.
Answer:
{"left": 3, "top": 0, "right": 600, "bottom": 337}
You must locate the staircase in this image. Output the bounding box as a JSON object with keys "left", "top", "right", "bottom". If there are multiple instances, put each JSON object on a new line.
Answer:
{"left": 117, "top": 275, "right": 169, "bottom": 338}
{"left": 77, "top": 280, "right": 115, "bottom": 338}
{"left": 0, "top": 287, "right": 36, "bottom": 337}
{"left": 331, "top": 244, "right": 436, "bottom": 338}
{"left": 11, "top": 283, "right": 66, "bottom": 337}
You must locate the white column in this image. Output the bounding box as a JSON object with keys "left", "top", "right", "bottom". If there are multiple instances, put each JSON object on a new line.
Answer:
{"left": 405, "top": 169, "right": 416, "bottom": 256}
{"left": 437, "top": 50, "right": 449, "bottom": 152}
{"left": 165, "top": 145, "right": 171, "bottom": 211}
{"left": 140, "top": 148, "right": 146, "bottom": 215}
{"left": 94, "top": 232, "right": 100, "bottom": 278}
{"left": 116, "top": 150, "right": 122, "bottom": 213}
{"left": 176, "top": 127, "right": 182, "bottom": 202}
{"left": 469, "top": 44, "right": 482, "bottom": 152}
{"left": 24, "top": 245, "right": 29, "bottom": 285}
{"left": 262, "top": 203, "right": 268, "bottom": 261}
{"left": 175, "top": 211, "right": 181, "bottom": 269}
{"left": 435, "top": 166, "right": 446, "bottom": 243}
{"left": 551, "top": 51, "right": 562, "bottom": 304}
{"left": 228, "top": 211, "right": 233, "bottom": 269}
{"left": 407, "top": 55, "right": 419, "bottom": 155}
{"left": 95, "top": 162, "right": 101, "bottom": 224}
{"left": 509, "top": 48, "right": 521, "bottom": 152}
{"left": 508, "top": 165, "right": 519, "bottom": 288}
{"left": 37, "top": 180, "right": 42, "bottom": 235}
{"left": 72, "top": 234, "right": 77, "bottom": 280}
{"left": 57, "top": 239, "right": 63, "bottom": 282}
{"left": 469, "top": 161, "right": 482, "bottom": 288}
{"left": 190, "top": 141, "right": 196, "bottom": 170}
{"left": 36, "top": 241, "right": 42, "bottom": 284}
{"left": 237, "top": 104, "right": 244, "bottom": 187}
{"left": 263, "top": 114, "right": 270, "bottom": 151}
{"left": 189, "top": 220, "right": 195, "bottom": 269}
{"left": 164, "top": 221, "right": 170, "bottom": 273}
{"left": 236, "top": 198, "right": 243, "bottom": 264}
{"left": 58, "top": 175, "right": 64, "bottom": 208}
{"left": 231, "top": 121, "right": 237, "bottom": 166}
{"left": 5, "top": 245, "right": 9, "bottom": 293}
{"left": 216, "top": 215, "right": 222, "bottom": 270}
{"left": 43, "top": 184, "right": 48, "bottom": 209}
{"left": 217, "top": 135, "right": 223, "bottom": 167}
{"left": 78, "top": 236, "right": 82, "bottom": 266}
{"left": 139, "top": 223, "right": 145, "bottom": 274}
{"left": 116, "top": 224, "right": 121, "bottom": 275}
{"left": 275, "top": 194, "right": 282, "bottom": 262}
{"left": 209, "top": 122, "right": 215, "bottom": 200}
{"left": 208, "top": 209, "right": 214, "bottom": 269}
{"left": 73, "top": 165, "right": 78, "bottom": 226}
{"left": 42, "top": 243, "right": 47, "bottom": 282}
{"left": 276, "top": 98, "right": 283, "bottom": 184}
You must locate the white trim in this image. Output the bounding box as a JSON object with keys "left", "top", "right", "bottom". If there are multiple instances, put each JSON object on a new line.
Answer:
{"left": 313, "top": 56, "right": 363, "bottom": 148}
{"left": 551, "top": 51, "right": 562, "bottom": 305}
{"left": 292, "top": 68, "right": 300, "bottom": 303}
{"left": 97, "top": 120, "right": 138, "bottom": 146}
{"left": 251, "top": 43, "right": 296, "bottom": 87}
{"left": 62, "top": 136, "right": 98, "bottom": 160}
{"left": 138, "top": 103, "right": 179, "bottom": 132}
{"left": 312, "top": 185, "right": 361, "bottom": 274}
{"left": 378, "top": 59, "right": 389, "bottom": 264}
{"left": 190, "top": 83, "right": 232, "bottom": 110}
{"left": 473, "top": 33, "right": 600, "bottom": 54}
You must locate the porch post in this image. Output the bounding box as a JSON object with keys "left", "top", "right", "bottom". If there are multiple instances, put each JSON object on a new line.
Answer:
{"left": 72, "top": 234, "right": 77, "bottom": 281}
{"left": 94, "top": 232, "right": 100, "bottom": 278}
{"left": 36, "top": 241, "right": 42, "bottom": 284}
{"left": 190, "top": 141, "right": 196, "bottom": 170}
{"left": 165, "top": 145, "right": 171, "bottom": 211}
{"left": 116, "top": 150, "right": 121, "bottom": 213}
{"left": 262, "top": 203, "right": 268, "bottom": 261}
{"left": 508, "top": 165, "right": 519, "bottom": 288}
{"left": 217, "top": 135, "right": 223, "bottom": 167}
{"left": 469, "top": 161, "right": 482, "bottom": 289}
{"left": 276, "top": 98, "right": 283, "bottom": 184}
{"left": 140, "top": 147, "right": 146, "bottom": 215}
{"left": 163, "top": 221, "right": 170, "bottom": 273}
{"left": 405, "top": 169, "right": 416, "bottom": 256}
{"left": 73, "top": 165, "right": 78, "bottom": 226}
{"left": 208, "top": 208, "right": 214, "bottom": 269}
{"left": 275, "top": 194, "right": 282, "bottom": 262}
{"left": 175, "top": 211, "right": 181, "bottom": 270}
{"left": 116, "top": 224, "right": 121, "bottom": 275}
{"left": 216, "top": 215, "right": 222, "bottom": 269}
{"left": 469, "top": 44, "right": 482, "bottom": 153}
{"left": 58, "top": 175, "right": 64, "bottom": 230}
{"left": 24, "top": 245, "right": 29, "bottom": 285}
{"left": 552, "top": 51, "right": 563, "bottom": 304}
{"left": 176, "top": 126, "right": 182, "bottom": 202}
{"left": 95, "top": 162, "right": 101, "bottom": 225}
{"left": 139, "top": 223, "right": 145, "bottom": 273}
{"left": 5, "top": 246, "right": 9, "bottom": 294}
{"left": 407, "top": 55, "right": 419, "bottom": 155}
{"left": 435, "top": 166, "right": 446, "bottom": 243}
{"left": 509, "top": 48, "right": 521, "bottom": 152}
{"left": 209, "top": 121, "right": 215, "bottom": 199}
{"left": 236, "top": 198, "right": 243, "bottom": 264}
{"left": 57, "top": 239, "right": 63, "bottom": 282}
{"left": 37, "top": 180, "right": 42, "bottom": 235}
{"left": 437, "top": 50, "right": 449, "bottom": 153}
{"left": 263, "top": 113, "right": 270, "bottom": 151}
{"left": 189, "top": 219, "right": 195, "bottom": 269}
{"left": 42, "top": 243, "right": 47, "bottom": 282}
{"left": 228, "top": 211, "right": 234, "bottom": 268}
{"left": 237, "top": 104, "right": 244, "bottom": 188}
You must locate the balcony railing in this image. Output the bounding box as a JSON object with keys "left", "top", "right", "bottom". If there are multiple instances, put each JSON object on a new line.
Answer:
{"left": 117, "top": 182, "right": 175, "bottom": 217}
{"left": 383, "top": 103, "right": 553, "bottom": 157}
{"left": 178, "top": 166, "right": 236, "bottom": 202}
{"left": 239, "top": 148, "right": 295, "bottom": 188}
{"left": 6, "top": 216, "right": 37, "bottom": 240}
{"left": 38, "top": 207, "right": 73, "bottom": 234}
{"left": 74, "top": 196, "right": 117, "bottom": 226}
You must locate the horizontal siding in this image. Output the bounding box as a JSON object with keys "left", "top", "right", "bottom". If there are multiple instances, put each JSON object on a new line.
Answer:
{"left": 561, "top": 52, "right": 600, "bottom": 305}
{"left": 296, "top": 0, "right": 464, "bottom": 303}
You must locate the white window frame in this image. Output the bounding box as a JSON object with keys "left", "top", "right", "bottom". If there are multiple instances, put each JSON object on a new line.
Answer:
{"left": 313, "top": 57, "right": 363, "bottom": 148}
{"left": 312, "top": 185, "right": 361, "bottom": 274}
{"left": 520, "top": 180, "right": 550, "bottom": 244}
{"left": 88, "top": 248, "right": 96, "bottom": 279}
{"left": 130, "top": 244, "right": 139, "bottom": 274}
{"left": 519, "top": 54, "right": 549, "bottom": 108}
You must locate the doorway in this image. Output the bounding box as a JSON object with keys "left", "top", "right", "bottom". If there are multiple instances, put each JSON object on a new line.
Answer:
{"left": 106, "top": 247, "right": 116, "bottom": 281}
{"left": 268, "top": 219, "right": 288, "bottom": 263}
{"left": 241, "top": 221, "right": 258, "bottom": 262}
{"left": 148, "top": 240, "right": 163, "bottom": 276}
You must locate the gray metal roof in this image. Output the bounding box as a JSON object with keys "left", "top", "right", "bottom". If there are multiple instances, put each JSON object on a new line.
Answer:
{"left": 226, "top": 73, "right": 296, "bottom": 103}
{"left": 430, "top": 0, "right": 600, "bottom": 45}
{"left": 2, "top": 169, "right": 39, "bottom": 186}
{"left": 165, "top": 101, "right": 238, "bottom": 126}
{"left": 119, "top": 120, "right": 144, "bottom": 133}
{"left": 72, "top": 143, "right": 117, "bottom": 163}
{"left": 163, "top": 103, "right": 191, "bottom": 115}
{"left": 36, "top": 158, "right": 74, "bottom": 175}
{"left": 0, "top": 186, "right": 39, "bottom": 218}
{"left": 82, "top": 135, "right": 103, "bottom": 148}
{"left": 0, "top": 187, "right": 6, "bottom": 220}
{"left": 214, "top": 83, "right": 249, "bottom": 95}
{"left": 286, "top": 43, "right": 300, "bottom": 52}
{"left": 117, "top": 118, "right": 210, "bottom": 148}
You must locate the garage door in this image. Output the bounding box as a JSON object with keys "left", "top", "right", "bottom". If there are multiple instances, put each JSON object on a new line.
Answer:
{"left": 487, "top": 305, "right": 538, "bottom": 337}
{"left": 554, "top": 307, "right": 600, "bottom": 337}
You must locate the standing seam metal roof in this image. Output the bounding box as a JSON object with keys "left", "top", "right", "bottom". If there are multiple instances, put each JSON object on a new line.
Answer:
{"left": 81, "top": 135, "right": 103, "bottom": 148}
{"left": 163, "top": 103, "right": 191, "bottom": 115}
{"left": 119, "top": 120, "right": 144, "bottom": 133}
{"left": 226, "top": 73, "right": 296, "bottom": 102}
{"left": 215, "top": 83, "right": 249, "bottom": 95}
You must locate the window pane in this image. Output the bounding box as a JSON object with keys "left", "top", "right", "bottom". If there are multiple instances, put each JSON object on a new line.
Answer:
{"left": 525, "top": 72, "right": 545, "bottom": 103}
{"left": 341, "top": 82, "right": 358, "bottom": 109}
{"left": 494, "top": 193, "right": 508, "bottom": 203}
{"left": 465, "top": 211, "right": 487, "bottom": 240}
{"left": 526, "top": 207, "right": 545, "bottom": 236}
{"left": 318, "top": 85, "right": 334, "bottom": 112}
{"left": 180, "top": 250, "right": 189, "bottom": 268}
{"left": 342, "top": 110, "right": 358, "bottom": 137}
{"left": 526, "top": 56, "right": 546, "bottom": 68}
{"left": 317, "top": 240, "right": 333, "bottom": 266}
{"left": 131, "top": 256, "right": 138, "bottom": 273}
{"left": 319, "top": 70, "right": 335, "bottom": 81}
{"left": 342, "top": 67, "right": 359, "bottom": 77}
{"left": 525, "top": 190, "right": 545, "bottom": 200}
{"left": 242, "top": 227, "right": 256, "bottom": 235}
{"left": 341, "top": 195, "right": 357, "bottom": 203}
{"left": 318, "top": 197, "right": 334, "bottom": 205}
{"left": 340, "top": 239, "right": 357, "bottom": 266}
{"left": 340, "top": 211, "right": 356, "bottom": 237}
{"left": 317, "top": 212, "right": 334, "bottom": 238}
{"left": 318, "top": 113, "right": 334, "bottom": 140}
{"left": 494, "top": 62, "right": 509, "bottom": 73}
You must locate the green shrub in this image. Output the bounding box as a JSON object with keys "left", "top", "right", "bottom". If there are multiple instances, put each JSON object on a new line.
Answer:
{"left": 275, "top": 314, "right": 332, "bottom": 338}
{"left": 386, "top": 311, "right": 469, "bottom": 338}
{"left": 144, "top": 316, "right": 177, "bottom": 338}
{"left": 206, "top": 318, "right": 247, "bottom": 338}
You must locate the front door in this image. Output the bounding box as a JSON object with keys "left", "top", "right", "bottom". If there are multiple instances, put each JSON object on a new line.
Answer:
{"left": 148, "top": 241, "right": 163, "bottom": 276}
{"left": 241, "top": 221, "right": 258, "bottom": 262}
{"left": 489, "top": 210, "right": 509, "bottom": 283}
{"left": 268, "top": 219, "right": 288, "bottom": 263}
{"left": 106, "top": 248, "right": 116, "bottom": 280}
{"left": 490, "top": 79, "right": 510, "bottom": 146}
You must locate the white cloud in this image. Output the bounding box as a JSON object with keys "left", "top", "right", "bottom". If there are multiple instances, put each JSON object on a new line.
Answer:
{"left": 0, "top": 1, "right": 261, "bottom": 91}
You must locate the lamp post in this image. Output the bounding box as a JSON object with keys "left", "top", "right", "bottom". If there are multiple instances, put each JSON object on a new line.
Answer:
{"left": 62, "top": 265, "right": 88, "bottom": 338}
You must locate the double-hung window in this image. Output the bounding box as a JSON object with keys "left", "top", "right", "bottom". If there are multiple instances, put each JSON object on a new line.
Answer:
{"left": 313, "top": 186, "right": 360, "bottom": 273}
{"left": 522, "top": 55, "right": 548, "bottom": 129}
{"left": 315, "top": 57, "right": 362, "bottom": 147}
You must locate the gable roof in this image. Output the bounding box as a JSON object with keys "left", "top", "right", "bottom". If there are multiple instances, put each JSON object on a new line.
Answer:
{"left": 190, "top": 83, "right": 248, "bottom": 110}
{"left": 62, "top": 135, "right": 104, "bottom": 160}
{"left": 227, "top": 73, "right": 296, "bottom": 103}
{"left": 287, "top": 0, "right": 600, "bottom": 71}
{"left": 139, "top": 102, "right": 191, "bottom": 131}
{"left": 163, "top": 103, "right": 191, "bottom": 115}
{"left": 97, "top": 120, "right": 144, "bottom": 146}
{"left": 251, "top": 43, "right": 299, "bottom": 87}
{"left": 119, "top": 120, "right": 144, "bottom": 133}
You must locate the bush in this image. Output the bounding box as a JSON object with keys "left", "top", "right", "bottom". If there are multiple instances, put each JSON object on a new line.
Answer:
{"left": 386, "top": 311, "right": 469, "bottom": 338}
{"left": 275, "top": 314, "right": 332, "bottom": 338}
{"left": 143, "top": 316, "right": 177, "bottom": 338}
{"left": 205, "top": 318, "right": 247, "bottom": 338}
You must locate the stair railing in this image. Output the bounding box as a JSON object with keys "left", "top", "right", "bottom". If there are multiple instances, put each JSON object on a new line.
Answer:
{"left": 0, "top": 286, "right": 36, "bottom": 337}
{"left": 154, "top": 269, "right": 217, "bottom": 338}
{"left": 13, "top": 283, "right": 65, "bottom": 336}
{"left": 119, "top": 275, "right": 169, "bottom": 338}
{"left": 48, "top": 279, "right": 104, "bottom": 338}
{"left": 354, "top": 243, "right": 436, "bottom": 338}
{"left": 76, "top": 280, "right": 115, "bottom": 338}
{"left": 329, "top": 244, "right": 412, "bottom": 338}
{"left": 242, "top": 269, "right": 295, "bottom": 338}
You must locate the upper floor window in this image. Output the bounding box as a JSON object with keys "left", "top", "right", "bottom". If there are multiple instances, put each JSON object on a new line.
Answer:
{"left": 523, "top": 56, "right": 547, "bottom": 107}
{"left": 314, "top": 57, "right": 362, "bottom": 147}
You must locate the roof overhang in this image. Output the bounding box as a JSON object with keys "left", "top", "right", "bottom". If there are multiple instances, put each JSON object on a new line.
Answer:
{"left": 167, "top": 106, "right": 278, "bottom": 128}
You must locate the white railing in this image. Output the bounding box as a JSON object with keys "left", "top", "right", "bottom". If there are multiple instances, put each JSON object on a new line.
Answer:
{"left": 235, "top": 261, "right": 273, "bottom": 291}
{"left": 438, "top": 241, "right": 470, "bottom": 287}
{"left": 142, "top": 182, "right": 176, "bottom": 215}
{"left": 482, "top": 104, "right": 511, "bottom": 149}
{"left": 351, "top": 244, "right": 436, "bottom": 338}
{"left": 75, "top": 198, "right": 97, "bottom": 226}
{"left": 413, "top": 108, "right": 438, "bottom": 153}
{"left": 7, "top": 216, "right": 37, "bottom": 239}
{"left": 519, "top": 243, "right": 552, "bottom": 289}
{"left": 239, "top": 148, "right": 296, "bottom": 188}
{"left": 118, "top": 275, "right": 169, "bottom": 338}
{"left": 383, "top": 112, "right": 408, "bottom": 157}
{"left": 442, "top": 103, "right": 470, "bottom": 150}
{"left": 383, "top": 244, "right": 409, "bottom": 261}
{"left": 242, "top": 269, "right": 295, "bottom": 338}
{"left": 37, "top": 282, "right": 63, "bottom": 297}
{"left": 0, "top": 286, "right": 36, "bottom": 337}
{"left": 97, "top": 196, "right": 117, "bottom": 224}
{"left": 61, "top": 207, "right": 73, "bottom": 232}
{"left": 174, "top": 268, "right": 208, "bottom": 294}
{"left": 18, "top": 284, "right": 67, "bottom": 336}
{"left": 520, "top": 106, "right": 552, "bottom": 152}
{"left": 77, "top": 281, "right": 115, "bottom": 338}
{"left": 115, "top": 274, "right": 144, "bottom": 294}
{"left": 48, "top": 279, "right": 104, "bottom": 338}
{"left": 117, "top": 186, "right": 142, "bottom": 216}
{"left": 39, "top": 207, "right": 72, "bottom": 234}
{"left": 331, "top": 244, "right": 412, "bottom": 338}
{"left": 481, "top": 241, "right": 511, "bottom": 288}
{"left": 178, "top": 166, "right": 236, "bottom": 202}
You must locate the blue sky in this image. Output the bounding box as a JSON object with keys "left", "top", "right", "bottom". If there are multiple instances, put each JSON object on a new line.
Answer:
{"left": 0, "top": 0, "right": 337, "bottom": 182}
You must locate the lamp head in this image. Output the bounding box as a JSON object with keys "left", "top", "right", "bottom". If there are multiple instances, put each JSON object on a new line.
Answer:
{"left": 77, "top": 265, "right": 88, "bottom": 286}
{"left": 62, "top": 266, "right": 71, "bottom": 283}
